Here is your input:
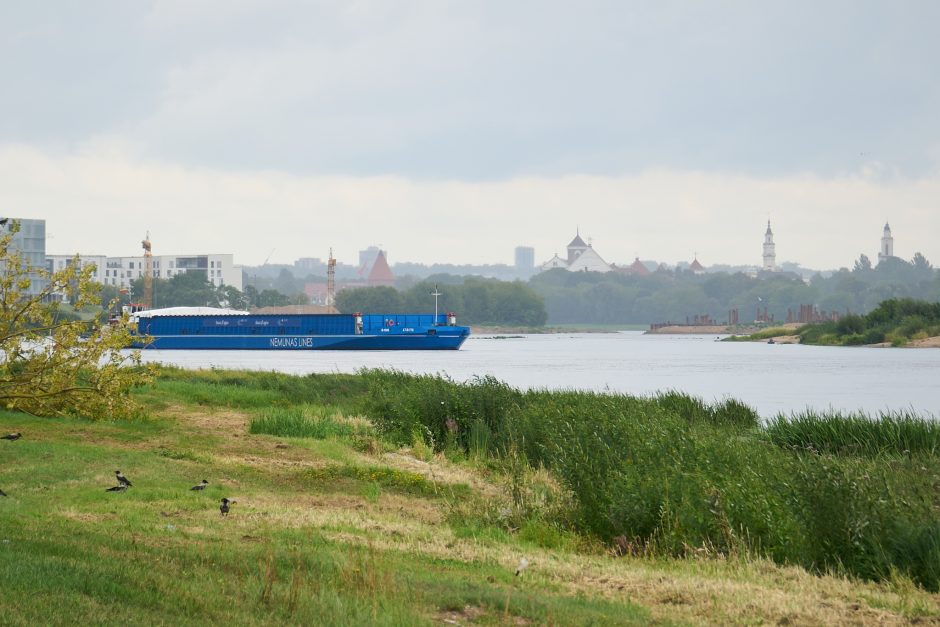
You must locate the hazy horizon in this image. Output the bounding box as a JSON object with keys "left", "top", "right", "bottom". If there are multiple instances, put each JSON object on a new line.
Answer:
{"left": 3, "top": 1, "right": 939, "bottom": 269}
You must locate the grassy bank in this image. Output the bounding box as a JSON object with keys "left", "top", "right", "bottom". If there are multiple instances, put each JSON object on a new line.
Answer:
{"left": 800, "top": 298, "right": 940, "bottom": 346}
{"left": 722, "top": 326, "right": 797, "bottom": 341}
{"left": 1, "top": 368, "right": 938, "bottom": 625}
{"left": 359, "top": 371, "right": 940, "bottom": 591}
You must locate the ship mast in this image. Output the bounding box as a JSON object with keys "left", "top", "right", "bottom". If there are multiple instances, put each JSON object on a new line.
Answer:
{"left": 430, "top": 284, "right": 441, "bottom": 322}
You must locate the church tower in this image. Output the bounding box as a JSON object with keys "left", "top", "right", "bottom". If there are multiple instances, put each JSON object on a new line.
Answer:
{"left": 878, "top": 222, "right": 894, "bottom": 262}
{"left": 762, "top": 221, "right": 776, "bottom": 271}
{"left": 566, "top": 229, "right": 589, "bottom": 264}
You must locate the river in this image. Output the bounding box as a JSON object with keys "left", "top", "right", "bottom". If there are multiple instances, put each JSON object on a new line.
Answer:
{"left": 137, "top": 331, "right": 940, "bottom": 419}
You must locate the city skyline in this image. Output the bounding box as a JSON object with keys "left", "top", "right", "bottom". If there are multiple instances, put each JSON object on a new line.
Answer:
{"left": 2, "top": 2, "right": 939, "bottom": 269}
{"left": 35, "top": 216, "right": 916, "bottom": 276}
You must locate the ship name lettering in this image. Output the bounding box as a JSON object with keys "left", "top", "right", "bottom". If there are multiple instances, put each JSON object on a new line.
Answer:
{"left": 269, "top": 337, "right": 313, "bottom": 348}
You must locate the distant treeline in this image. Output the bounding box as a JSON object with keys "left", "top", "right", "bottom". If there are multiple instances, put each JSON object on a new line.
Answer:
{"left": 335, "top": 277, "right": 547, "bottom": 327}
{"left": 799, "top": 298, "right": 940, "bottom": 346}
{"left": 532, "top": 253, "right": 940, "bottom": 324}
{"left": 111, "top": 253, "right": 939, "bottom": 329}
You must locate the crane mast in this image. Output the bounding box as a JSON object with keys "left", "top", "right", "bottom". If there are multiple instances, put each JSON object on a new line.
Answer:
{"left": 326, "top": 248, "right": 336, "bottom": 308}
{"left": 142, "top": 232, "right": 153, "bottom": 309}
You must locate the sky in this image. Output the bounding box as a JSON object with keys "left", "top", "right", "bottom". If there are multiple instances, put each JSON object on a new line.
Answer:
{"left": 2, "top": 1, "right": 939, "bottom": 270}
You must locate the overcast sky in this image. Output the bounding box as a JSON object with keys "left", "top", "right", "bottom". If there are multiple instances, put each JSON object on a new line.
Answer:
{"left": 2, "top": 1, "right": 939, "bottom": 269}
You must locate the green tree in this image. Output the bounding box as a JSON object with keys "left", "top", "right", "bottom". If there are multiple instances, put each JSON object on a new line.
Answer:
{"left": 0, "top": 223, "right": 154, "bottom": 418}
{"left": 853, "top": 254, "right": 873, "bottom": 273}
{"left": 218, "top": 285, "right": 248, "bottom": 310}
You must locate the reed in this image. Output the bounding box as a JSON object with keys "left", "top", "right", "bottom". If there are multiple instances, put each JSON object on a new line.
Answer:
{"left": 250, "top": 405, "right": 373, "bottom": 440}
{"left": 766, "top": 410, "right": 940, "bottom": 456}
{"left": 356, "top": 370, "right": 940, "bottom": 590}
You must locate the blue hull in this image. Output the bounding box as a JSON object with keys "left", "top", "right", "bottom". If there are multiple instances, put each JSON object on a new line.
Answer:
{"left": 133, "top": 333, "right": 468, "bottom": 350}
{"left": 131, "top": 312, "right": 470, "bottom": 350}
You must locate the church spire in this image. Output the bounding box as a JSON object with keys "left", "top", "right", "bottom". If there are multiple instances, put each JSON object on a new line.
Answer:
{"left": 762, "top": 221, "right": 776, "bottom": 271}
{"left": 879, "top": 221, "right": 894, "bottom": 261}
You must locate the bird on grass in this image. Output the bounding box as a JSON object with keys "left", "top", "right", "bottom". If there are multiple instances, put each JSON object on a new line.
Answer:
{"left": 115, "top": 470, "right": 132, "bottom": 487}
{"left": 515, "top": 557, "right": 529, "bottom": 577}
{"left": 105, "top": 484, "right": 128, "bottom": 492}
{"left": 0, "top": 489, "right": 7, "bottom": 497}
{"left": 220, "top": 497, "right": 236, "bottom": 516}
{"left": 1, "top": 432, "right": 21, "bottom": 441}
{"left": 190, "top": 479, "right": 209, "bottom": 491}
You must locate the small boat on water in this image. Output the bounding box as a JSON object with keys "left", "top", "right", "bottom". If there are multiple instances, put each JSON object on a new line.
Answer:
{"left": 127, "top": 307, "right": 470, "bottom": 350}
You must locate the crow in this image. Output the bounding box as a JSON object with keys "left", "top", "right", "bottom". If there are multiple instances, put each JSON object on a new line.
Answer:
{"left": 115, "top": 470, "right": 132, "bottom": 487}
{"left": 106, "top": 484, "right": 128, "bottom": 492}
{"left": 220, "top": 497, "right": 236, "bottom": 516}
{"left": 190, "top": 479, "right": 209, "bottom": 491}
{"left": 1, "top": 432, "right": 21, "bottom": 441}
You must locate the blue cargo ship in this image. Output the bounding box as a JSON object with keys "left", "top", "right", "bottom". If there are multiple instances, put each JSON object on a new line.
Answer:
{"left": 129, "top": 308, "right": 470, "bottom": 350}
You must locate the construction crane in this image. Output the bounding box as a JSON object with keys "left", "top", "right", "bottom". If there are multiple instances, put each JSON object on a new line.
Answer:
{"left": 142, "top": 231, "right": 153, "bottom": 309}
{"left": 327, "top": 248, "right": 336, "bottom": 309}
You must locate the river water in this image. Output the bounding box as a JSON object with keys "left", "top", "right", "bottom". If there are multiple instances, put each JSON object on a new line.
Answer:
{"left": 137, "top": 332, "right": 940, "bottom": 419}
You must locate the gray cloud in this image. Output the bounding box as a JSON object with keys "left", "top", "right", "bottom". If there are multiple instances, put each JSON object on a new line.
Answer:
{"left": 2, "top": 1, "right": 939, "bottom": 179}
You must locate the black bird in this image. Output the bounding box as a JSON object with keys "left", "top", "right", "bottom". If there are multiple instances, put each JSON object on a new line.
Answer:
{"left": 106, "top": 484, "right": 128, "bottom": 492}
{"left": 190, "top": 479, "right": 208, "bottom": 491}
{"left": 220, "top": 497, "right": 236, "bottom": 516}
{"left": 1, "top": 432, "right": 21, "bottom": 441}
{"left": 0, "top": 489, "right": 7, "bottom": 497}
{"left": 0, "top": 218, "right": 8, "bottom": 226}
{"left": 115, "top": 470, "right": 132, "bottom": 487}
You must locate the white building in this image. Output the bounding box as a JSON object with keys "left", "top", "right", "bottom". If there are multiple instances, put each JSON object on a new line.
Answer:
{"left": 567, "top": 246, "right": 612, "bottom": 273}
{"left": 762, "top": 221, "right": 777, "bottom": 271}
{"left": 538, "top": 253, "right": 567, "bottom": 271}
{"left": 538, "top": 231, "right": 613, "bottom": 274}
{"left": 878, "top": 222, "right": 895, "bottom": 263}
{"left": 47, "top": 253, "right": 242, "bottom": 291}
{"left": 3, "top": 218, "right": 50, "bottom": 298}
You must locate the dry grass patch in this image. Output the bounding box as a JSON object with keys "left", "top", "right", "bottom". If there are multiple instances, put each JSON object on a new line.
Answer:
{"left": 312, "top": 517, "right": 938, "bottom": 626}
{"left": 382, "top": 450, "right": 502, "bottom": 498}
{"left": 58, "top": 508, "right": 117, "bottom": 523}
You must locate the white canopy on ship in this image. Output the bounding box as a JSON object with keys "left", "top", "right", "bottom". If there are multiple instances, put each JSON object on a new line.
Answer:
{"left": 133, "top": 307, "right": 250, "bottom": 317}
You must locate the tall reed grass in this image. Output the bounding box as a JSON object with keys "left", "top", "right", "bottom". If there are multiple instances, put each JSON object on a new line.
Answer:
{"left": 250, "top": 405, "right": 373, "bottom": 440}
{"left": 355, "top": 369, "right": 940, "bottom": 590}
{"left": 766, "top": 410, "right": 940, "bottom": 456}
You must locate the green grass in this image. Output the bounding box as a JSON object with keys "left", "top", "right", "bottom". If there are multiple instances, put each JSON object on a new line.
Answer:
{"left": 766, "top": 410, "right": 940, "bottom": 456}
{"left": 0, "top": 403, "right": 646, "bottom": 626}
{"left": 723, "top": 326, "right": 799, "bottom": 341}
{"left": 798, "top": 298, "right": 940, "bottom": 346}
{"left": 2, "top": 367, "right": 939, "bottom": 624}
{"left": 249, "top": 405, "right": 372, "bottom": 439}
{"left": 355, "top": 370, "right": 940, "bottom": 590}
{"left": 149, "top": 367, "right": 371, "bottom": 412}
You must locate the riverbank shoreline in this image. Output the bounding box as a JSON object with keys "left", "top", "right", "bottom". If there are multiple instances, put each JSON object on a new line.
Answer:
{"left": 471, "top": 325, "right": 622, "bottom": 335}
{"left": 647, "top": 322, "right": 803, "bottom": 335}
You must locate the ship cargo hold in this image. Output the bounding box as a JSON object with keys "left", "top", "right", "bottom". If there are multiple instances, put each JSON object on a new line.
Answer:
{"left": 129, "top": 308, "right": 470, "bottom": 350}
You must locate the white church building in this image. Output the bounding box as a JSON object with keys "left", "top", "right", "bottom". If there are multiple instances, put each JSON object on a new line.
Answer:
{"left": 538, "top": 232, "right": 613, "bottom": 273}
{"left": 878, "top": 222, "right": 895, "bottom": 263}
